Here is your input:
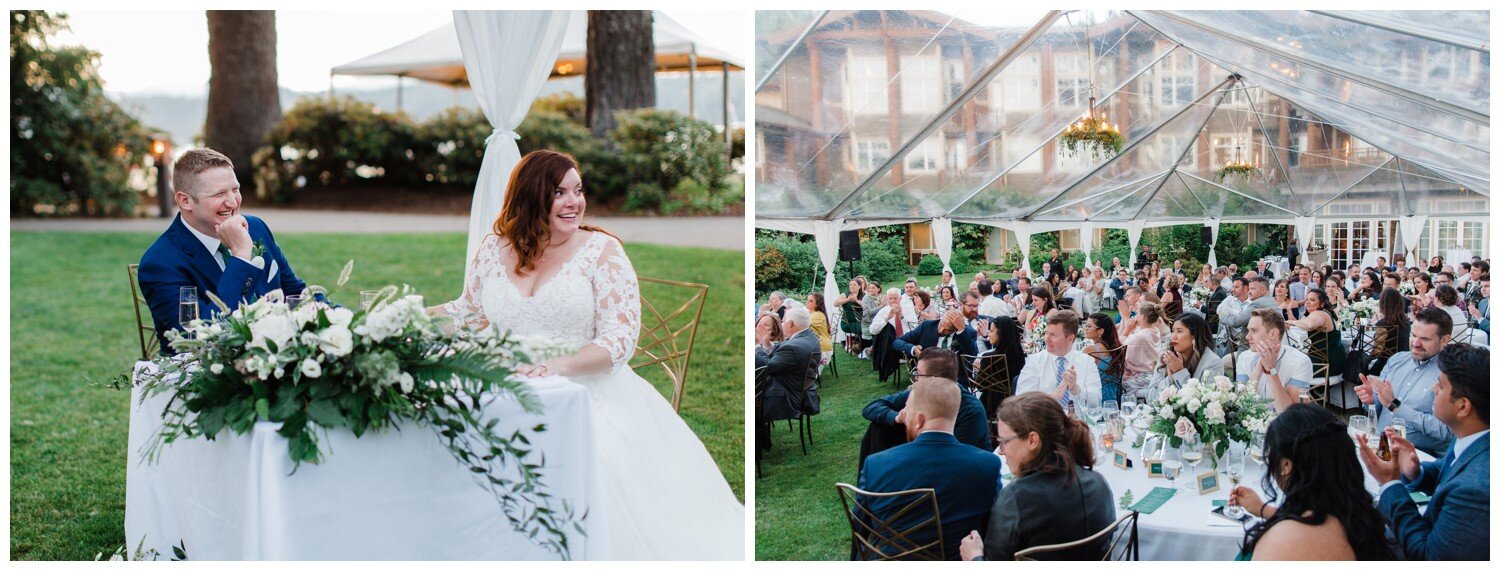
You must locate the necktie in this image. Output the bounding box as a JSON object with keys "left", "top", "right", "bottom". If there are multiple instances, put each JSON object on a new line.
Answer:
{"left": 893, "top": 310, "right": 904, "bottom": 336}
{"left": 940, "top": 335, "right": 950, "bottom": 349}
{"left": 217, "top": 244, "right": 232, "bottom": 269}
{"left": 1057, "top": 356, "right": 1072, "bottom": 410}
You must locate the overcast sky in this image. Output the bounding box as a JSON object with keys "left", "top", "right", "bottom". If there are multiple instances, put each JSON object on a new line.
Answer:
{"left": 53, "top": 10, "right": 748, "bottom": 94}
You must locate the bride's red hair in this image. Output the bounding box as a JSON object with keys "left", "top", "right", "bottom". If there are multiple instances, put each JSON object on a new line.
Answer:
{"left": 492, "top": 150, "right": 613, "bottom": 276}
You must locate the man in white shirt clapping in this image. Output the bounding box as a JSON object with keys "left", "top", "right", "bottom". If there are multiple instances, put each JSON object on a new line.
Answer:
{"left": 1016, "top": 310, "right": 1102, "bottom": 412}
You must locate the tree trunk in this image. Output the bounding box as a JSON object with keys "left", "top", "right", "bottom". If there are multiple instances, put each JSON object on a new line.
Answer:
{"left": 585, "top": 11, "right": 655, "bottom": 138}
{"left": 203, "top": 10, "right": 280, "bottom": 197}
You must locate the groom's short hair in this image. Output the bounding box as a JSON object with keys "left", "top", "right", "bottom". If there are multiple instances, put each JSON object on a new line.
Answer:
{"left": 173, "top": 148, "right": 234, "bottom": 198}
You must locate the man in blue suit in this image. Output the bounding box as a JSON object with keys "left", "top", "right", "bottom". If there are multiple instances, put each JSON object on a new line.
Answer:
{"left": 893, "top": 309, "right": 978, "bottom": 390}
{"left": 857, "top": 376, "right": 1002, "bottom": 560}
{"left": 138, "top": 148, "right": 313, "bottom": 353}
{"left": 1360, "top": 343, "right": 1489, "bottom": 560}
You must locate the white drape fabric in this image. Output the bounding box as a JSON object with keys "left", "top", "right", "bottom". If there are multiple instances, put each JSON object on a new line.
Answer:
{"left": 1400, "top": 215, "right": 1429, "bottom": 262}
{"left": 455, "top": 10, "right": 572, "bottom": 284}
{"left": 1206, "top": 218, "right": 1221, "bottom": 267}
{"left": 1293, "top": 216, "right": 1317, "bottom": 265}
{"left": 932, "top": 217, "right": 954, "bottom": 276}
{"left": 813, "top": 219, "right": 842, "bottom": 319}
{"left": 1010, "top": 221, "right": 1032, "bottom": 275}
{"left": 1126, "top": 220, "right": 1146, "bottom": 269}
{"left": 1079, "top": 222, "right": 1095, "bottom": 268}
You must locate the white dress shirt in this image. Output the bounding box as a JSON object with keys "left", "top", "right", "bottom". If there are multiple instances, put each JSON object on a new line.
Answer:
{"left": 184, "top": 219, "right": 265, "bottom": 272}
{"left": 1016, "top": 348, "right": 1103, "bottom": 408}
{"left": 978, "top": 295, "right": 1011, "bottom": 318}
{"left": 1235, "top": 345, "right": 1316, "bottom": 397}
{"left": 869, "top": 303, "right": 917, "bottom": 336}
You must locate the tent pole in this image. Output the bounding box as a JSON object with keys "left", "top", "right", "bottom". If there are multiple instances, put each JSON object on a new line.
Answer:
{"left": 723, "top": 61, "right": 732, "bottom": 163}
{"left": 1307, "top": 156, "right": 1393, "bottom": 213}
{"left": 1125, "top": 84, "right": 1237, "bottom": 222}
{"left": 688, "top": 44, "right": 697, "bottom": 121}
{"left": 756, "top": 10, "right": 829, "bottom": 93}
{"left": 1178, "top": 171, "right": 1302, "bottom": 217}
{"left": 1308, "top": 11, "right": 1488, "bottom": 54}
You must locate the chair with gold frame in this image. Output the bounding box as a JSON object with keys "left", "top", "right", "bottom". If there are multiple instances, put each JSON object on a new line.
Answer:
{"left": 630, "top": 276, "right": 709, "bottom": 412}
{"left": 127, "top": 264, "right": 160, "bottom": 360}
{"left": 1014, "top": 510, "right": 1140, "bottom": 561}
{"left": 836, "top": 483, "right": 945, "bottom": 561}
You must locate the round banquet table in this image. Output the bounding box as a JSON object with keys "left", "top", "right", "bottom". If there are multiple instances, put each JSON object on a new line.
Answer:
{"left": 1087, "top": 433, "right": 1432, "bottom": 561}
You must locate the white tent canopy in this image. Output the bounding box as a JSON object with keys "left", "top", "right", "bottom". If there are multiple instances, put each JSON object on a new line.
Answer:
{"left": 755, "top": 10, "right": 1488, "bottom": 235}
{"left": 333, "top": 10, "right": 744, "bottom": 87}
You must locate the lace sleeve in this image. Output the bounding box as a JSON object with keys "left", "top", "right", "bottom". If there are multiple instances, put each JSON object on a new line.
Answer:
{"left": 441, "top": 234, "right": 496, "bottom": 331}
{"left": 589, "top": 236, "right": 641, "bottom": 368}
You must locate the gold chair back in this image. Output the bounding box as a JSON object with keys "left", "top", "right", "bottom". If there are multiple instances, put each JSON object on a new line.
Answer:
{"left": 1015, "top": 510, "right": 1140, "bottom": 561}
{"left": 961, "top": 353, "right": 1012, "bottom": 399}
{"left": 835, "top": 483, "right": 945, "bottom": 561}
{"left": 126, "top": 264, "right": 159, "bottom": 360}
{"left": 630, "top": 276, "right": 710, "bottom": 412}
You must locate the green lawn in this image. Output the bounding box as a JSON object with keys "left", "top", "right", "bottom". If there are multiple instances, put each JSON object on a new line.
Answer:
{"left": 755, "top": 344, "right": 899, "bottom": 561}
{"left": 9, "top": 231, "right": 744, "bottom": 560}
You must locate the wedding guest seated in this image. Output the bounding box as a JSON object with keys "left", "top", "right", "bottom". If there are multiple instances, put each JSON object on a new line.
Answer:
{"left": 857, "top": 377, "right": 1002, "bottom": 560}
{"left": 1119, "top": 301, "right": 1168, "bottom": 399}
{"left": 895, "top": 309, "right": 979, "bottom": 389}
{"left": 1358, "top": 343, "right": 1489, "bottom": 561}
{"left": 761, "top": 290, "right": 789, "bottom": 319}
{"left": 1156, "top": 312, "right": 1223, "bottom": 390}
{"left": 1355, "top": 308, "right": 1454, "bottom": 456}
{"left": 1431, "top": 285, "right": 1469, "bottom": 339}
{"left": 860, "top": 348, "right": 992, "bottom": 468}
{"left": 1229, "top": 404, "right": 1396, "bottom": 560}
{"left": 753, "top": 312, "right": 784, "bottom": 454}
{"left": 1350, "top": 289, "right": 1411, "bottom": 377}
{"left": 754, "top": 307, "right": 821, "bottom": 425}
{"left": 1469, "top": 277, "right": 1489, "bottom": 334}
{"left": 977, "top": 316, "right": 1027, "bottom": 440}
{"left": 1235, "top": 308, "right": 1312, "bottom": 412}
{"left": 138, "top": 148, "right": 318, "bottom": 352}
{"left": 869, "top": 289, "right": 915, "bottom": 384}
{"left": 1222, "top": 277, "right": 1277, "bottom": 347}
{"left": 1081, "top": 313, "right": 1125, "bottom": 406}
{"left": 977, "top": 279, "right": 1011, "bottom": 319}
{"left": 1286, "top": 288, "right": 1347, "bottom": 382}
{"left": 1016, "top": 310, "right": 1102, "bottom": 411}
{"left": 959, "top": 393, "right": 1115, "bottom": 561}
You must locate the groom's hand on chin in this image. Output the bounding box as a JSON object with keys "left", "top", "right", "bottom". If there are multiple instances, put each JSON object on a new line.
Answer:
{"left": 217, "top": 215, "right": 254, "bottom": 259}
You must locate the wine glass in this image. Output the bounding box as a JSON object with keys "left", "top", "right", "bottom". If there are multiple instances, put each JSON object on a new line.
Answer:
{"left": 1085, "top": 404, "right": 1104, "bottom": 427}
{"left": 1102, "top": 399, "right": 1119, "bottom": 413}
{"left": 1163, "top": 446, "right": 1183, "bottom": 490}
{"left": 1180, "top": 434, "right": 1205, "bottom": 490}
{"left": 1225, "top": 449, "right": 1246, "bottom": 518}
{"left": 1121, "top": 401, "right": 1137, "bottom": 421}
{"left": 360, "top": 290, "right": 380, "bottom": 311}
{"left": 286, "top": 293, "right": 307, "bottom": 309}
{"left": 178, "top": 286, "right": 199, "bottom": 328}
{"left": 1348, "top": 415, "right": 1371, "bottom": 438}
{"left": 1389, "top": 417, "right": 1408, "bottom": 440}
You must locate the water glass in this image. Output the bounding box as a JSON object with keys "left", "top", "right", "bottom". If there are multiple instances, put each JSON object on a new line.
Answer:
{"left": 178, "top": 286, "right": 199, "bottom": 327}
{"left": 1389, "top": 417, "right": 1408, "bottom": 440}
{"left": 286, "top": 293, "right": 307, "bottom": 308}
{"left": 1103, "top": 399, "right": 1119, "bottom": 413}
{"left": 1348, "top": 415, "right": 1371, "bottom": 438}
{"left": 1121, "top": 401, "right": 1137, "bottom": 421}
{"left": 360, "top": 290, "right": 380, "bottom": 311}
{"left": 1163, "top": 447, "right": 1183, "bottom": 489}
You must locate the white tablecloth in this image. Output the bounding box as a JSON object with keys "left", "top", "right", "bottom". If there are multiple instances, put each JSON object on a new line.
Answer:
{"left": 1095, "top": 437, "right": 1430, "bottom": 560}
{"left": 125, "top": 364, "right": 609, "bottom": 560}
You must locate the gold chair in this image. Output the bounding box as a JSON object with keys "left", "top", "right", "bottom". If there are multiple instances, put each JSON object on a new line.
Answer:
{"left": 961, "top": 353, "right": 1012, "bottom": 400}
{"left": 1014, "top": 510, "right": 1140, "bottom": 561}
{"left": 836, "top": 483, "right": 945, "bottom": 561}
{"left": 630, "top": 276, "right": 709, "bottom": 412}
{"left": 127, "top": 264, "right": 159, "bottom": 360}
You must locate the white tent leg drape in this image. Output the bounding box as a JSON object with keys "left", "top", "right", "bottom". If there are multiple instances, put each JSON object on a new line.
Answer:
{"left": 1079, "top": 222, "right": 1095, "bottom": 269}
{"left": 455, "top": 10, "right": 572, "bottom": 282}
{"left": 1127, "top": 220, "right": 1145, "bottom": 270}
{"left": 1011, "top": 222, "right": 1032, "bottom": 275}
{"left": 1293, "top": 216, "right": 1317, "bottom": 266}
{"left": 813, "top": 219, "right": 842, "bottom": 321}
{"left": 1400, "top": 215, "right": 1429, "bottom": 264}
{"left": 932, "top": 218, "right": 954, "bottom": 277}
{"left": 1206, "top": 218, "right": 1221, "bottom": 267}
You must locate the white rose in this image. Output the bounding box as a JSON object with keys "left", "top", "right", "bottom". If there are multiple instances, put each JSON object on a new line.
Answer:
{"left": 1159, "top": 386, "right": 1178, "bottom": 402}
{"left": 1215, "top": 375, "right": 1234, "bottom": 392}
{"left": 210, "top": 363, "right": 224, "bottom": 374}
{"left": 1174, "top": 416, "right": 1197, "bottom": 439}
{"left": 249, "top": 314, "right": 298, "bottom": 352}
{"left": 292, "top": 304, "right": 319, "bottom": 328}
{"left": 300, "top": 358, "right": 322, "bottom": 379}
{"left": 327, "top": 307, "right": 354, "bottom": 327}
{"left": 1204, "top": 402, "right": 1225, "bottom": 423}
{"left": 317, "top": 325, "right": 355, "bottom": 357}
{"left": 398, "top": 372, "right": 414, "bottom": 393}
{"left": 1184, "top": 398, "right": 1202, "bottom": 414}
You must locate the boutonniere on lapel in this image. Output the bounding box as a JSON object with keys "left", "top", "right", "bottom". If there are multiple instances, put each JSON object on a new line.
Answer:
{"left": 251, "top": 240, "right": 266, "bottom": 259}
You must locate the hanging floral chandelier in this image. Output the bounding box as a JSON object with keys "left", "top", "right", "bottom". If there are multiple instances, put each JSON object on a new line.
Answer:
{"left": 1060, "top": 95, "right": 1123, "bottom": 160}
{"left": 1213, "top": 137, "right": 1260, "bottom": 182}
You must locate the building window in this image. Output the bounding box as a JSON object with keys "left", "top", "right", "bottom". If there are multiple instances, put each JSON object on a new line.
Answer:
{"left": 992, "top": 54, "right": 1040, "bottom": 112}
{"left": 1328, "top": 220, "right": 1391, "bottom": 270}
{"left": 910, "top": 222, "right": 935, "bottom": 251}
{"left": 1055, "top": 52, "right": 1089, "bottom": 109}
{"left": 904, "top": 139, "right": 940, "bottom": 174}
{"left": 854, "top": 137, "right": 891, "bottom": 173}
{"left": 847, "top": 53, "right": 889, "bottom": 115}
{"left": 900, "top": 53, "right": 941, "bottom": 114}
{"left": 1153, "top": 50, "right": 1196, "bottom": 108}
{"left": 945, "top": 138, "right": 968, "bottom": 172}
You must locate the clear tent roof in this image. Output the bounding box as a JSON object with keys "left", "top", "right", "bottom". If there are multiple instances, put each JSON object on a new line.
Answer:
{"left": 754, "top": 10, "right": 1489, "bottom": 224}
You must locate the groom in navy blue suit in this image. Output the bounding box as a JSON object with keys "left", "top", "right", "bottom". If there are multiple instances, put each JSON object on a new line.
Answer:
{"left": 1360, "top": 343, "right": 1489, "bottom": 560}
{"left": 138, "top": 148, "right": 312, "bottom": 353}
{"left": 857, "top": 375, "right": 1001, "bottom": 560}
{"left": 893, "top": 309, "right": 978, "bottom": 389}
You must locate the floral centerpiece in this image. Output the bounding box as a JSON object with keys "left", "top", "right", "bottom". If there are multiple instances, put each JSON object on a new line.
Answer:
{"left": 1022, "top": 316, "right": 1048, "bottom": 354}
{"left": 1187, "top": 285, "right": 1214, "bottom": 308}
{"left": 1137, "top": 376, "right": 1273, "bottom": 459}
{"left": 1398, "top": 281, "right": 1416, "bottom": 295}
{"left": 121, "top": 274, "right": 583, "bottom": 558}
{"left": 1349, "top": 298, "right": 1379, "bottom": 320}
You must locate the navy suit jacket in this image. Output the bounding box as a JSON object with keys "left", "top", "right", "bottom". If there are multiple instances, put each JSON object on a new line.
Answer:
{"left": 138, "top": 215, "right": 308, "bottom": 353}
{"left": 858, "top": 431, "right": 1002, "bottom": 560}
{"left": 862, "top": 389, "right": 992, "bottom": 450}
{"left": 892, "top": 320, "right": 978, "bottom": 389}
{"left": 1377, "top": 432, "right": 1489, "bottom": 560}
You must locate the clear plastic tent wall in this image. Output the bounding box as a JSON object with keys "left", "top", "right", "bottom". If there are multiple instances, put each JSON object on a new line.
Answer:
{"left": 754, "top": 10, "right": 1489, "bottom": 226}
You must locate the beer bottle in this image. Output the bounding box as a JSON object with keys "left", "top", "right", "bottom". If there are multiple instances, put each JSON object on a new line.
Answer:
{"left": 1378, "top": 431, "right": 1392, "bottom": 461}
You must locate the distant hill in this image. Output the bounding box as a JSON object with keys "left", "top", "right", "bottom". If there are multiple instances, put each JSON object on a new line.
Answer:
{"left": 114, "top": 72, "right": 745, "bottom": 149}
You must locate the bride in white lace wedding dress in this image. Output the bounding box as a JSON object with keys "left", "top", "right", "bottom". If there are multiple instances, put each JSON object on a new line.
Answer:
{"left": 435, "top": 151, "right": 743, "bottom": 560}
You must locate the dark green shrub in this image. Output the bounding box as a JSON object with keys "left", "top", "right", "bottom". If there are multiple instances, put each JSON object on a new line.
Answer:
{"left": 253, "top": 96, "right": 419, "bottom": 201}
{"left": 417, "top": 106, "right": 490, "bottom": 186}
{"left": 755, "top": 244, "right": 796, "bottom": 298}
{"left": 611, "top": 108, "right": 731, "bottom": 195}
{"left": 916, "top": 253, "right": 944, "bottom": 275}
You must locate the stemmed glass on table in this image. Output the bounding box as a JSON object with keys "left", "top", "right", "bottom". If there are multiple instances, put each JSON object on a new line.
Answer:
{"left": 1224, "top": 447, "right": 1246, "bottom": 518}
{"left": 1163, "top": 445, "right": 1183, "bottom": 490}
{"left": 1180, "top": 433, "right": 1205, "bottom": 490}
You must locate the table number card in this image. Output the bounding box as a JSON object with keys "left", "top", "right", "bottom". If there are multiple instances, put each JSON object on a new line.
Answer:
{"left": 1112, "top": 448, "right": 1131, "bottom": 470}
{"left": 1144, "top": 458, "right": 1164, "bottom": 478}
{"left": 1197, "top": 470, "right": 1221, "bottom": 494}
